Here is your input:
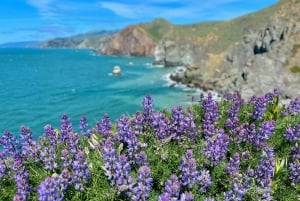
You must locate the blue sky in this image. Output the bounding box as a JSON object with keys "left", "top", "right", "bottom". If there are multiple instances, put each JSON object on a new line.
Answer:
{"left": 0, "top": 0, "right": 279, "bottom": 44}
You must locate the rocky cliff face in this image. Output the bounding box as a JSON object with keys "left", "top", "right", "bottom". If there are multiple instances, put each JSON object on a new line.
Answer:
{"left": 167, "top": 0, "right": 300, "bottom": 99}
{"left": 214, "top": 0, "right": 300, "bottom": 99}
{"left": 101, "top": 26, "right": 156, "bottom": 56}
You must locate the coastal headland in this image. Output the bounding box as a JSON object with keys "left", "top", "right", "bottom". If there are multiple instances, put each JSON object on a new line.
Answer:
{"left": 41, "top": 0, "right": 300, "bottom": 100}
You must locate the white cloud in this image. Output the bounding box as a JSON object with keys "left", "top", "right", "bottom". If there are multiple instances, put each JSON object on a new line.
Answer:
{"left": 99, "top": 1, "right": 200, "bottom": 20}
{"left": 26, "top": 0, "right": 60, "bottom": 18}
{"left": 99, "top": 2, "right": 139, "bottom": 18}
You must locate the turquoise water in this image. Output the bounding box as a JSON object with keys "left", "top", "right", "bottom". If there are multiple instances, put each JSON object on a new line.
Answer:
{"left": 0, "top": 48, "right": 200, "bottom": 137}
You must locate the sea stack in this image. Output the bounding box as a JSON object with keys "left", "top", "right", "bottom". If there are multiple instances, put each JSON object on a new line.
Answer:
{"left": 112, "top": 65, "right": 121, "bottom": 75}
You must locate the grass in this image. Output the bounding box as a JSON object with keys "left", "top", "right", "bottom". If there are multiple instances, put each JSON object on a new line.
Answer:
{"left": 290, "top": 65, "right": 300, "bottom": 73}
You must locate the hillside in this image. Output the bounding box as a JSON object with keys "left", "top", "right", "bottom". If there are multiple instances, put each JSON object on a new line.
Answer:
{"left": 41, "top": 30, "right": 117, "bottom": 49}
{"left": 40, "top": 0, "right": 300, "bottom": 99}
{"left": 167, "top": 0, "right": 300, "bottom": 99}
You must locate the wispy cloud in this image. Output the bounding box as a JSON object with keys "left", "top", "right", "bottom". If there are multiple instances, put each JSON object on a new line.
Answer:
{"left": 99, "top": 0, "right": 278, "bottom": 23}
{"left": 99, "top": 1, "right": 200, "bottom": 20}
{"left": 26, "top": 0, "right": 60, "bottom": 18}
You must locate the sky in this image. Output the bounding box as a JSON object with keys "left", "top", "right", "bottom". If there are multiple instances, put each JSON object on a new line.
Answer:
{"left": 0, "top": 0, "right": 279, "bottom": 44}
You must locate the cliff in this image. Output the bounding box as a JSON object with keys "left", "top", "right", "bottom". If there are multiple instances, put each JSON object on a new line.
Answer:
{"left": 166, "top": 0, "right": 300, "bottom": 99}
{"left": 100, "top": 26, "right": 156, "bottom": 56}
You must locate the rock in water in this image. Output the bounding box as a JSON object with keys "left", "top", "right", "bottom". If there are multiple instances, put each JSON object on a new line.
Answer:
{"left": 112, "top": 65, "right": 121, "bottom": 75}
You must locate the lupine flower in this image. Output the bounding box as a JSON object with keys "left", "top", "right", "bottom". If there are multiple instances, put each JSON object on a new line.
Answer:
{"left": 113, "top": 154, "right": 134, "bottom": 196}
{"left": 43, "top": 124, "right": 61, "bottom": 147}
{"left": 102, "top": 139, "right": 117, "bottom": 185}
{"left": 117, "top": 115, "right": 131, "bottom": 143}
{"left": 58, "top": 169, "right": 72, "bottom": 191}
{"left": 132, "top": 111, "right": 144, "bottom": 135}
{"left": 158, "top": 174, "right": 181, "bottom": 200}
{"left": 170, "top": 106, "right": 195, "bottom": 140}
{"left": 125, "top": 131, "right": 139, "bottom": 164}
{"left": 251, "top": 96, "right": 267, "bottom": 120}
{"left": 65, "top": 132, "right": 81, "bottom": 155}
{"left": 226, "top": 153, "right": 240, "bottom": 176}
{"left": 135, "top": 151, "right": 149, "bottom": 166}
{"left": 224, "top": 116, "right": 239, "bottom": 131}
{"left": 37, "top": 177, "right": 64, "bottom": 201}
{"left": 131, "top": 166, "right": 153, "bottom": 201}
{"left": 226, "top": 92, "right": 243, "bottom": 119}
{"left": 117, "top": 115, "right": 139, "bottom": 163}
{"left": 282, "top": 98, "right": 300, "bottom": 116}
{"left": 20, "top": 126, "right": 39, "bottom": 160}
{"left": 255, "top": 146, "right": 275, "bottom": 186}
{"left": 201, "top": 92, "right": 219, "bottom": 123}
{"left": 198, "top": 169, "right": 212, "bottom": 193}
{"left": 254, "top": 146, "right": 275, "bottom": 200}
{"left": 142, "top": 94, "right": 154, "bottom": 124}
{"left": 284, "top": 124, "right": 300, "bottom": 142}
{"left": 12, "top": 155, "right": 31, "bottom": 201}
{"left": 151, "top": 112, "right": 170, "bottom": 141}
{"left": 40, "top": 146, "right": 58, "bottom": 171}
{"left": 179, "top": 191, "right": 193, "bottom": 201}
{"left": 291, "top": 143, "right": 300, "bottom": 159}
{"left": 204, "top": 130, "right": 230, "bottom": 166}
{"left": 0, "top": 130, "right": 20, "bottom": 156}
{"left": 179, "top": 149, "right": 199, "bottom": 189}
{"left": 79, "top": 115, "right": 91, "bottom": 137}
{"left": 252, "top": 120, "right": 275, "bottom": 149}
{"left": 158, "top": 193, "right": 171, "bottom": 201}
{"left": 96, "top": 113, "right": 112, "bottom": 138}
{"left": 0, "top": 152, "right": 9, "bottom": 178}
{"left": 288, "top": 160, "right": 300, "bottom": 184}
{"left": 72, "top": 151, "right": 90, "bottom": 191}
{"left": 60, "top": 114, "right": 73, "bottom": 140}
{"left": 60, "top": 149, "right": 72, "bottom": 168}
{"left": 224, "top": 153, "right": 251, "bottom": 201}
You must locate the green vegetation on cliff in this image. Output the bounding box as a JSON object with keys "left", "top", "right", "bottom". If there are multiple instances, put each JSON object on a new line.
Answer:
{"left": 140, "top": 1, "right": 282, "bottom": 53}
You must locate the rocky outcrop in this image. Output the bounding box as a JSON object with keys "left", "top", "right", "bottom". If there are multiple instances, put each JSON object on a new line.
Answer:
{"left": 101, "top": 26, "right": 156, "bottom": 56}
{"left": 153, "top": 40, "right": 200, "bottom": 66}
{"left": 213, "top": 0, "right": 300, "bottom": 99}
{"left": 168, "top": 0, "right": 300, "bottom": 99}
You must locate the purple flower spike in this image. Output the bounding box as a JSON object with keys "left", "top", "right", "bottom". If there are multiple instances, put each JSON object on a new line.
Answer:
{"left": 284, "top": 124, "right": 300, "bottom": 142}
{"left": 151, "top": 112, "right": 170, "bottom": 141}
{"left": 20, "top": 126, "right": 39, "bottom": 160}
{"left": 72, "top": 151, "right": 90, "bottom": 191}
{"left": 102, "top": 139, "right": 117, "bottom": 185}
{"left": 289, "top": 160, "right": 300, "bottom": 184}
{"left": 204, "top": 130, "right": 230, "bottom": 166}
{"left": 79, "top": 115, "right": 91, "bottom": 137}
{"left": 131, "top": 166, "right": 153, "bottom": 201}
{"left": 179, "top": 149, "right": 199, "bottom": 189}
{"left": 113, "top": 154, "right": 134, "bottom": 196}
{"left": 180, "top": 191, "right": 193, "bottom": 201}
{"left": 251, "top": 96, "right": 267, "bottom": 120}
{"left": 282, "top": 98, "right": 300, "bottom": 116}
{"left": 142, "top": 94, "right": 154, "bottom": 123}
{"left": 38, "top": 177, "right": 64, "bottom": 201}
{"left": 96, "top": 113, "right": 112, "bottom": 138}
{"left": 60, "top": 114, "right": 73, "bottom": 140}
{"left": 0, "top": 130, "right": 20, "bottom": 156}
{"left": 198, "top": 169, "right": 212, "bottom": 193}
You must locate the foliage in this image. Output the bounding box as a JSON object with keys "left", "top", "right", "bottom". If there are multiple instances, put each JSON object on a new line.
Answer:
{"left": 290, "top": 65, "right": 300, "bottom": 73}
{"left": 1, "top": 90, "right": 300, "bottom": 201}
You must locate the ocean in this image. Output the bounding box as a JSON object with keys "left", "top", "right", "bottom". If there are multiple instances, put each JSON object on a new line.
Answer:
{"left": 0, "top": 48, "right": 201, "bottom": 138}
